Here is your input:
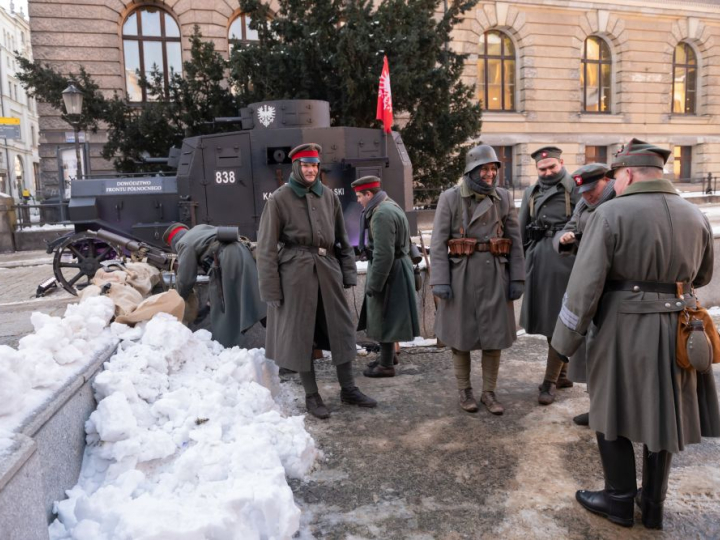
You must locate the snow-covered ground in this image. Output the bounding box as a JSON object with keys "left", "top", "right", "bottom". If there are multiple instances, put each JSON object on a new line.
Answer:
{"left": 48, "top": 313, "right": 317, "bottom": 540}
{"left": 19, "top": 223, "right": 73, "bottom": 231}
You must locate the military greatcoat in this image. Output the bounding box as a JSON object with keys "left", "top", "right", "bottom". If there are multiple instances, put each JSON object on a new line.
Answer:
{"left": 256, "top": 181, "right": 357, "bottom": 372}
{"left": 518, "top": 170, "right": 580, "bottom": 337}
{"left": 552, "top": 179, "right": 720, "bottom": 453}
{"left": 430, "top": 185, "right": 524, "bottom": 351}
{"left": 358, "top": 198, "right": 420, "bottom": 342}
{"left": 175, "top": 225, "right": 266, "bottom": 348}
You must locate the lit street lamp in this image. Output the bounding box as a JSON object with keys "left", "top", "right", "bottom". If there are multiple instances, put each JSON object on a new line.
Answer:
{"left": 62, "top": 82, "right": 84, "bottom": 179}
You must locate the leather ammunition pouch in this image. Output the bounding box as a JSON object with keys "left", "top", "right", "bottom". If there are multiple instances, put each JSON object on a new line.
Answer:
{"left": 489, "top": 237, "right": 512, "bottom": 256}
{"left": 448, "top": 237, "right": 478, "bottom": 256}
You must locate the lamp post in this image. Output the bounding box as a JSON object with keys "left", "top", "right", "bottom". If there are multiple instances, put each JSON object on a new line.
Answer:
{"left": 62, "top": 82, "right": 84, "bottom": 179}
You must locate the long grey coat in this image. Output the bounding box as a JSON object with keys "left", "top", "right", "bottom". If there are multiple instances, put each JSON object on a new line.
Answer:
{"left": 519, "top": 171, "right": 580, "bottom": 337}
{"left": 552, "top": 192, "right": 616, "bottom": 383}
{"left": 552, "top": 179, "right": 720, "bottom": 453}
{"left": 175, "top": 225, "right": 266, "bottom": 348}
{"left": 430, "top": 186, "right": 524, "bottom": 351}
{"left": 358, "top": 198, "right": 420, "bottom": 342}
{"left": 256, "top": 182, "right": 357, "bottom": 372}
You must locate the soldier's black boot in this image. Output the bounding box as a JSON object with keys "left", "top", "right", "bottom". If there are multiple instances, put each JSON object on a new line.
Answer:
{"left": 340, "top": 386, "right": 378, "bottom": 408}
{"left": 305, "top": 393, "right": 330, "bottom": 419}
{"left": 573, "top": 412, "right": 590, "bottom": 426}
{"left": 538, "top": 380, "right": 556, "bottom": 405}
{"left": 576, "top": 432, "right": 636, "bottom": 527}
{"left": 638, "top": 445, "right": 673, "bottom": 530}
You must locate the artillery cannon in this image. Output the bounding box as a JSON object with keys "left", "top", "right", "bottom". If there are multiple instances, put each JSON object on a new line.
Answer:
{"left": 47, "top": 99, "right": 415, "bottom": 295}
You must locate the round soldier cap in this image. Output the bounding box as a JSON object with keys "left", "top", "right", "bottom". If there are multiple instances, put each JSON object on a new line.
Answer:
{"left": 351, "top": 176, "right": 382, "bottom": 192}
{"left": 288, "top": 143, "right": 322, "bottom": 163}
{"left": 464, "top": 144, "right": 501, "bottom": 174}
{"left": 607, "top": 138, "right": 671, "bottom": 178}
{"left": 531, "top": 146, "right": 563, "bottom": 163}
{"left": 162, "top": 222, "right": 189, "bottom": 246}
{"left": 571, "top": 163, "right": 610, "bottom": 193}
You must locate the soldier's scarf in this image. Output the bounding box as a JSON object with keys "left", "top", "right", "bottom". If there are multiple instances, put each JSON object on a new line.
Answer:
{"left": 538, "top": 168, "right": 566, "bottom": 190}
{"left": 585, "top": 179, "right": 616, "bottom": 210}
{"left": 358, "top": 190, "right": 388, "bottom": 253}
{"left": 292, "top": 160, "right": 317, "bottom": 186}
{"left": 464, "top": 169, "right": 495, "bottom": 196}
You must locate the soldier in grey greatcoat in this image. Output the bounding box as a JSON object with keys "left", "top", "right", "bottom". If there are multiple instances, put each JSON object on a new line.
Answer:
{"left": 431, "top": 145, "right": 525, "bottom": 415}
{"left": 552, "top": 139, "right": 720, "bottom": 530}
{"left": 164, "top": 223, "right": 266, "bottom": 348}
{"left": 256, "top": 143, "right": 376, "bottom": 419}
{"left": 353, "top": 176, "right": 420, "bottom": 378}
{"left": 518, "top": 146, "right": 580, "bottom": 405}
{"left": 552, "top": 163, "right": 616, "bottom": 427}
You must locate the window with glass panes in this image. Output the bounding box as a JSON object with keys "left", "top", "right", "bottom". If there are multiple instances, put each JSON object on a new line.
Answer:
{"left": 581, "top": 37, "right": 611, "bottom": 113}
{"left": 584, "top": 146, "right": 608, "bottom": 164}
{"left": 672, "top": 43, "right": 697, "bottom": 114}
{"left": 122, "top": 8, "right": 182, "bottom": 102}
{"left": 673, "top": 146, "right": 692, "bottom": 181}
{"left": 478, "top": 31, "right": 515, "bottom": 111}
{"left": 491, "top": 146, "right": 514, "bottom": 187}
{"left": 228, "top": 13, "right": 259, "bottom": 54}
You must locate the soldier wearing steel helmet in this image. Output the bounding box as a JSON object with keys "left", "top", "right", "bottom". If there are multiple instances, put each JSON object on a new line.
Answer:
{"left": 256, "top": 143, "right": 377, "bottom": 420}
{"left": 430, "top": 144, "right": 525, "bottom": 415}
{"left": 518, "top": 146, "right": 580, "bottom": 406}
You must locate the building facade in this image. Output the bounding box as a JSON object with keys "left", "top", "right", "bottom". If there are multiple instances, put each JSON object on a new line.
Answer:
{"left": 27, "top": 0, "right": 720, "bottom": 195}
{"left": 0, "top": 2, "right": 39, "bottom": 202}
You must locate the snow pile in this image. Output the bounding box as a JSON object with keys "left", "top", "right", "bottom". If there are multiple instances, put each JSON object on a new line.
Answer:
{"left": 50, "top": 313, "right": 317, "bottom": 540}
{"left": 0, "top": 296, "right": 115, "bottom": 421}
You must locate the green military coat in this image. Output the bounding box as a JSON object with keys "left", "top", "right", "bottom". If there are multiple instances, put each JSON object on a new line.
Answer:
{"left": 430, "top": 186, "right": 524, "bottom": 351}
{"left": 551, "top": 190, "right": 616, "bottom": 383}
{"left": 518, "top": 170, "right": 580, "bottom": 337}
{"left": 175, "top": 225, "right": 266, "bottom": 348}
{"left": 357, "top": 198, "right": 420, "bottom": 343}
{"left": 552, "top": 179, "right": 720, "bottom": 453}
{"left": 256, "top": 181, "right": 357, "bottom": 372}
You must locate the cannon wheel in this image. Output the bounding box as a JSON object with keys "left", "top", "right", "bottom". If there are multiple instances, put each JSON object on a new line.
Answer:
{"left": 53, "top": 232, "right": 117, "bottom": 295}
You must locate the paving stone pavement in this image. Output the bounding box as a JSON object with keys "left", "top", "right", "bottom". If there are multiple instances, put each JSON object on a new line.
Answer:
{"left": 0, "top": 250, "right": 75, "bottom": 348}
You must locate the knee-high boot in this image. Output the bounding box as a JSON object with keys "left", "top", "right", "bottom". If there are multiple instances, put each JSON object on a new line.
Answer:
{"left": 576, "top": 432, "right": 637, "bottom": 527}
{"left": 638, "top": 445, "right": 673, "bottom": 530}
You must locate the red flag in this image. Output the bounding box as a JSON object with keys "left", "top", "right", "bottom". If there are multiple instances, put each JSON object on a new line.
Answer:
{"left": 376, "top": 56, "right": 393, "bottom": 133}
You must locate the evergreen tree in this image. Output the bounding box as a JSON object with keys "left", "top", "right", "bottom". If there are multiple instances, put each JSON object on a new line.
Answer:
{"left": 232, "top": 0, "right": 482, "bottom": 199}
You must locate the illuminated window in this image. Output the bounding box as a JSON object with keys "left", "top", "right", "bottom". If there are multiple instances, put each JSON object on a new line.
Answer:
{"left": 228, "top": 13, "right": 259, "bottom": 54}
{"left": 122, "top": 7, "right": 182, "bottom": 102}
{"left": 581, "top": 37, "right": 611, "bottom": 113}
{"left": 673, "top": 146, "right": 692, "bottom": 180}
{"left": 478, "top": 30, "right": 515, "bottom": 111}
{"left": 672, "top": 43, "right": 697, "bottom": 114}
{"left": 585, "top": 146, "right": 608, "bottom": 164}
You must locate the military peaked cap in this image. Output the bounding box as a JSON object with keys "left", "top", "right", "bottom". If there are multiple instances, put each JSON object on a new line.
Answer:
{"left": 162, "top": 222, "right": 189, "bottom": 246}
{"left": 571, "top": 163, "right": 610, "bottom": 193}
{"left": 608, "top": 138, "right": 671, "bottom": 178}
{"left": 531, "top": 146, "right": 563, "bottom": 163}
{"left": 289, "top": 143, "right": 322, "bottom": 163}
{"left": 351, "top": 176, "right": 382, "bottom": 192}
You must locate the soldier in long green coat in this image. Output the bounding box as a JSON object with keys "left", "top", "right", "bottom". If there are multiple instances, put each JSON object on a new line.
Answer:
{"left": 430, "top": 145, "right": 525, "bottom": 415}
{"left": 353, "top": 176, "right": 420, "bottom": 378}
{"left": 518, "top": 146, "right": 580, "bottom": 406}
{"left": 256, "top": 143, "right": 376, "bottom": 419}
{"left": 552, "top": 139, "right": 720, "bottom": 530}
{"left": 552, "top": 163, "right": 616, "bottom": 427}
{"left": 164, "top": 223, "right": 266, "bottom": 348}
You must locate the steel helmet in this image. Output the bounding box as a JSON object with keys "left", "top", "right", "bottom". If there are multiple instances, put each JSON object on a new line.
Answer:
{"left": 464, "top": 144, "right": 501, "bottom": 175}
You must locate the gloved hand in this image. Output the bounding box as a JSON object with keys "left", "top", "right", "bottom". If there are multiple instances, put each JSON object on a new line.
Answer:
{"left": 508, "top": 281, "right": 524, "bottom": 300}
{"left": 432, "top": 284, "right": 453, "bottom": 300}
{"left": 267, "top": 300, "right": 282, "bottom": 308}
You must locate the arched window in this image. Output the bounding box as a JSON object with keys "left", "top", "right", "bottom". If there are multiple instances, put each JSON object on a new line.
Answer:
{"left": 672, "top": 42, "right": 697, "bottom": 114}
{"left": 122, "top": 7, "right": 182, "bottom": 102}
{"left": 478, "top": 30, "right": 515, "bottom": 111}
{"left": 228, "top": 13, "right": 259, "bottom": 54}
{"left": 581, "top": 36, "right": 611, "bottom": 113}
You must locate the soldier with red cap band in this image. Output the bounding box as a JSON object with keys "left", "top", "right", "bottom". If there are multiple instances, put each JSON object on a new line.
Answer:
{"left": 256, "top": 143, "right": 377, "bottom": 419}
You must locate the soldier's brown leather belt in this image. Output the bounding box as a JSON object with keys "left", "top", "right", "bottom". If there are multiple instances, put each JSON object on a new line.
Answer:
{"left": 475, "top": 242, "right": 491, "bottom": 252}
{"left": 605, "top": 280, "right": 692, "bottom": 295}
{"left": 283, "top": 242, "right": 333, "bottom": 257}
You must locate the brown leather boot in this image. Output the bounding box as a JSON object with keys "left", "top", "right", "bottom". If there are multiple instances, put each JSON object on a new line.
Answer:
{"left": 459, "top": 388, "right": 479, "bottom": 412}
{"left": 538, "top": 380, "right": 556, "bottom": 405}
{"left": 305, "top": 393, "right": 330, "bottom": 419}
{"left": 363, "top": 364, "right": 395, "bottom": 378}
{"left": 481, "top": 391, "right": 505, "bottom": 415}
{"left": 557, "top": 364, "right": 574, "bottom": 388}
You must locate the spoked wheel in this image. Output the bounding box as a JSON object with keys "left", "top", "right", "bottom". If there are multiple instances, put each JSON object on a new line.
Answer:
{"left": 53, "top": 232, "right": 117, "bottom": 295}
